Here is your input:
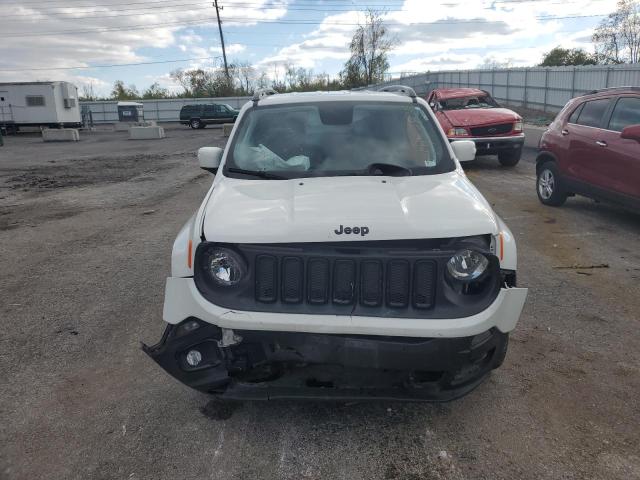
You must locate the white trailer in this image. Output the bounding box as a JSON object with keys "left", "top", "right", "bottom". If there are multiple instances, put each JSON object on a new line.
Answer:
{"left": 0, "top": 81, "right": 81, "bottom": 132}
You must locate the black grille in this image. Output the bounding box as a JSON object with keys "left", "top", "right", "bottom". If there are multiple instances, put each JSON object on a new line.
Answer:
{"left": 333, "top": 259, "right": 356, "bottom": 305}
{"left": 281, "top": 257, "right": 303, "bottom": 303}
{"left": 387, "top": 260, "right": 410, "bottom": 308}
{"left": 194, "top": 240, "right": 502, "bottom": 320}
{"left": 412, "top": 261, "right": 436, "bottom": 309}
{"left": 307, "top": 258, "right": 329, "bottom": 304}
{"left": 255, "top": 255, "right": 437, "bottom": 310}
{"left": 255, "top": 255, "right": 277, "bottom": 303}
{"left": 469, "top": 123, "right": 513, "bottom": 136}
{"left": 360, "top": 260, "right": 383, "bottom": 307}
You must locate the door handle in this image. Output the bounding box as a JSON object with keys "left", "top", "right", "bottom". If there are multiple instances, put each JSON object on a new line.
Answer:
{"left": 596, "top": 140, "right": 608, "bottom": 147}
{"left": 561, "top": 129, "right": 569, "bottom": 136}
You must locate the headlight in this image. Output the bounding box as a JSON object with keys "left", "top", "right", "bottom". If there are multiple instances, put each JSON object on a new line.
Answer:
{"left": 513, "top": 120, "right": 523, "bottom": 132}
{"left": 446, "top": 249, "right": 489, "bottom": 282}
{"left": 205, "top": 247, "right": 245, "bottom": 286}
{"left": 447, "top": 127, "right": 468, "bottom": 137}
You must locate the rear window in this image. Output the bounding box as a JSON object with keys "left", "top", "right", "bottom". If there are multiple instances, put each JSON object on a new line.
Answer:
{"left": 226, "top": 101, "right": 453, "bottom": 179}
{"left": 576, "top": 98, "right": 610, "bottom": 128}
{"left": 608, "top": 97, "right": 640, "bottom": 132}
{"left": 440, "top": 94, "right": 498, "bottom": 110}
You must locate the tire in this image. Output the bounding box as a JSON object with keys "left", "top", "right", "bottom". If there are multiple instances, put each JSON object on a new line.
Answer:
{"left": 189, "top": 118, "right": 201, "bottom": 129}
{"left": 536, "top": 161, "right": 567, "bottom": 206}
{"left": 498, "top": 148, "right": 522, "bottom": 167}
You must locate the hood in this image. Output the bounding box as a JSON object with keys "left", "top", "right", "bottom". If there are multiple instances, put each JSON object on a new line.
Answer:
{"left": 202, "top": 173, "right": 499, "bottom": 243}
{"left": 442, "top": 108, "right": 519, "bottom": 128}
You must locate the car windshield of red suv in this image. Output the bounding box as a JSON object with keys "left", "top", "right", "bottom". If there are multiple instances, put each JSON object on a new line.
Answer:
{"left": 441, "top": 95, "right": 499, "bottom": 110}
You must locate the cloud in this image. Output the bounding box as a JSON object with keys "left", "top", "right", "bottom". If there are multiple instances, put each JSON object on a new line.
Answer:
{"left": 0, "top": 0, "right": 617, "bottom": 93}
{"left": 256, "top": 0, "right": 616, "bottom": 76}
{"left": 211, "top": 44, "right": 247, "bottom": 55}
{"left": 0, "top": 0, "right": 289, "bottom": 92}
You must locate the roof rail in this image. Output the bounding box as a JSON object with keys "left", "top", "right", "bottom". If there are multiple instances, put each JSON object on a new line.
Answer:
{"left": 378, "top": 85, "right": 417, "bottom": 103}
{"left": 252, "top": 87, "right": 277, "bottom": 105}
{"left": 585, "top": 86, "right": 640, "bottom": 95}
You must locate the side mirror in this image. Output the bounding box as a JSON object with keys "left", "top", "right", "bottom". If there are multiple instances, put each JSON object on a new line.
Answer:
{"left": 429, "top": 102, "right": 437, "bottom": 110}
{"left": 620, "top": 124, "right": 640, "bottom": 142}
{"left": 450, "top": 140, "right": 476, "bottom": 162}
{"left": 198, "top": 146, "right": 223, "bottom": 173}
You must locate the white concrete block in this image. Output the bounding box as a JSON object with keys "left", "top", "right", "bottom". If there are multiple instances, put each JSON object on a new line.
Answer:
{"left": 115, "top": 121, "right": 156, "bottom": 131}
{"left": 42, "top": 128, "right": 80, "bottom": 142}
{"left": 223, "top": 123, "right": 234, "bottom": 137}
{"left": 129, "top": 126, "right": 165, "bottom": 140}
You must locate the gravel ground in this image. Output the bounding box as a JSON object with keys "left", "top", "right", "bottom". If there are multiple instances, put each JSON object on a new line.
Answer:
{"left": 0, "top": 125, "right": 639, "bottom": 480}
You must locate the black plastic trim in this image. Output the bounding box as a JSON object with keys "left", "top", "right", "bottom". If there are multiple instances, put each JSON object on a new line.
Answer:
{"left": 143, "top": 319, "right": 509, "bottom": 401}
{"left": 193, "top": 238, "right": 502, "bottom": 319}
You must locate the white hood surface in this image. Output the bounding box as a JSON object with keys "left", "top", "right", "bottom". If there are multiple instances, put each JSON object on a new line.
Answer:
{"left": 202, "top": 172, "right": 499, "bottom": 243}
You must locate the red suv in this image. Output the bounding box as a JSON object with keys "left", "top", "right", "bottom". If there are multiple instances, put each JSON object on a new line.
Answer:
{"left": 536, "top": 87, "right": 640, "bottom": 209}
{"left": 427, "top": 88, "right": 524, "bottom": 166}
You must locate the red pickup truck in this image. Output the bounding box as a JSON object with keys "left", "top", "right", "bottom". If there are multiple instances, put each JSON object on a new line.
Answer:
{"left": 427, "top": 88, "right": 525, "bottom": 166}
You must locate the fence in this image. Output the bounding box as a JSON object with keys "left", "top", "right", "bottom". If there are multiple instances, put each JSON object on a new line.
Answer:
{"left": 80, "top": 96, "right": 250, "bottom": 124}
{"left": 371, "top": 64, "right": 640, "bottom": 113}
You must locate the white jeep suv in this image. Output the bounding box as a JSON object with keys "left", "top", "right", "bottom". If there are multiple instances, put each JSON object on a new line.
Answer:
{"left": 143, "top": 87, "right": 527, "bottom": 401}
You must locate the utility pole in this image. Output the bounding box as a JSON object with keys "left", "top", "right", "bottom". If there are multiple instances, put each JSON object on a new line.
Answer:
{"left": 213, "top": 0, "right": 229, "bottom": 79}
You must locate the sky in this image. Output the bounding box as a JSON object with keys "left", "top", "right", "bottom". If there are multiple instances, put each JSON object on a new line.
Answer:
{"left": 0, "top": 0, "right": 619, "bottom": 96}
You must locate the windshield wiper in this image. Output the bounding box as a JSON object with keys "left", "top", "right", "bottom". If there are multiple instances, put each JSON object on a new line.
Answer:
{"left": 226, "top": 167, "right": 287, "bottom": 180}
{"left": 365, "top": 163, "right": 413, "bottom": 177}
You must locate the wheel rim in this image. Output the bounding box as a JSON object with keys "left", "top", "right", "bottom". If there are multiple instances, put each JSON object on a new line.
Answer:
{"left": 538, "top": 169, "right": 555, "bottom": 200}
{"left": 192, "top": 120, "right": 200, "bottom": 128}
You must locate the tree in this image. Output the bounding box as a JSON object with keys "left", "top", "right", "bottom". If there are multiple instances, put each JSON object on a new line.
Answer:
{"left": 257, "top": 71, "right": 270, "bottom": 89}
{"left": 169, "top": 69, "right": 192, "bottom": 96}
{"left": 186, "top": 69, "right": 209, "bottom": 97}
{"left": 593, "top": 0, "right": 640, "bottom": 64}
{"left": 79, "top": 82, "right": 97, "bottom": 101}
{"left": 207, "top": 68, "right": 235, "bottom": 97}
{"left": 110, "top": 80, "right": 139, "bottom": 100}
{"left": 340, "top": 10, "right": 396, "bottom": 88}
{"left": 142, "top": 82, "right": 169, "bottom": 99}
{"left": 234, "top": 61, "right": 256, "bottom": 94}
{"left": 478, "top": 56, "right": 514, "bottom": 69}
{"left": 539, "top": 47, "right": 597, "bottom": 66}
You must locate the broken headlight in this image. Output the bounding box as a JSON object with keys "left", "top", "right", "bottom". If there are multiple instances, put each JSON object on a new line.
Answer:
{"left": 446, "top": 249, "right": 489, "bottom": 282}
{"left": 203, "top": 247, "right": 245, "bottom": 286}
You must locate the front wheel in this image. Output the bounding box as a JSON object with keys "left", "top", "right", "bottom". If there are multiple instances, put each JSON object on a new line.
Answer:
{"left": 190, "top": 118, "right": 201, "bottom": 129}
{"left": 498, "top": 148, "right": 522, "bottom": 166}
{"left": 536, "top": 161, "right": 567, "bottom": 206}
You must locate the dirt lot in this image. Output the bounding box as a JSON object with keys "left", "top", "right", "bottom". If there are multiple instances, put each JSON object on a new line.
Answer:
{"left": 1, "top": 125, "right": 639, "bottom": 480}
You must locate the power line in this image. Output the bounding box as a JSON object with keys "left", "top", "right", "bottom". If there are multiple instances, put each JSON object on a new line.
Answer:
{"left": 0, "top": 56, "right": 222, "bottom": 72}
{"left": 1, "top": 18, "right": 216, "bottom": 37}
{"left": 4, "top": 5, "right": 211, "bottom": 19}
{"left": 0, "top": 24, "right": 605, "bottom": 73}
{"left": 2, "top": 3, "right": 408, "bottom": 19}
{"left": 1, "top": 0, "right": 205, "bottom": 8}
{"left": 0, "top": 0, "right": 598, "bottom": 12}
{"left": 0, "top": 12, "right": 610, "bottom": 38}
{"left": 0, "top": 0, "right": 398, "bottom": 6}
{"left": 0, "top": 0, "right": 607, "bottom": 18}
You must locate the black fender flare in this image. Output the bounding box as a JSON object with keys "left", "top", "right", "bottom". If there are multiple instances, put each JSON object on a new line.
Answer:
{"left": 535, "top": 150, "right": 559, "bottom": 175}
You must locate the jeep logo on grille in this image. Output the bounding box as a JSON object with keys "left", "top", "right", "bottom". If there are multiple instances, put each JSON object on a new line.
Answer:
{"left": 334, "top": 224, "right": 369, "bottom": 236}
{"left": 488, "top": 127, "right": 497, "bottom": 133}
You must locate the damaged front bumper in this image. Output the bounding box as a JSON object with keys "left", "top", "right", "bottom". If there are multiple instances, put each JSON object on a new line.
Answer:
{"left": 143, "top": 320, "right": 509, "bottom": 401}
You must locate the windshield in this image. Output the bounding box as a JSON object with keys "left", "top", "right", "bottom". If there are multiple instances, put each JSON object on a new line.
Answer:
{"left": 440, "top": 95, "right": 499, "bottom": 110}
{"left": 225, "top": 101, "right": 453, "bottom": 179}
